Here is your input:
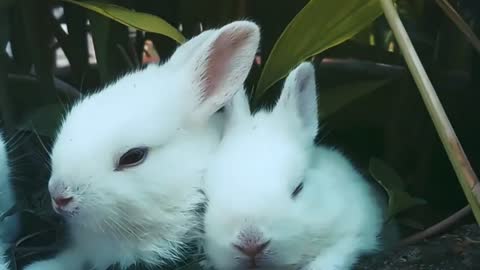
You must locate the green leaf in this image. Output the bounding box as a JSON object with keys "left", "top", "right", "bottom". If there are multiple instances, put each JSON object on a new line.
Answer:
{"left": 16, "top": 104, "right": 66, "bottom": 138}
{"left": 369, "top": 157, "right": 427, "bottom": 219}
{"left": 254, "top": 0, "right": 383, "bottom": 101}
{"left": 87, "top": 9, "right": 112, "bottom": 82}
{"left": 386, "top": 191, "right": 426, "bottom": 219}
{"left": 62, "top": 0, "right": 186, "bottom": 44}
{"left": 319, "top": 79, "right": 391, "bottom": 120}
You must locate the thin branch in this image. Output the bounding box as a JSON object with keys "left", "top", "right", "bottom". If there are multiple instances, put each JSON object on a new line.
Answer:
{"left": 380, "top": 0, "right": 480, "bottom": 224}
{"left": 396, "top": 205, "right": 472, "bottom": 247}
{"left": 435, "top": 0, "right": 480, "bottom": 54}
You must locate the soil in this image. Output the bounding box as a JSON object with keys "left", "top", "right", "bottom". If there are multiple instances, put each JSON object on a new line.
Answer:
{"left": 355, "top": 224, "right": 480, "bottom": 270}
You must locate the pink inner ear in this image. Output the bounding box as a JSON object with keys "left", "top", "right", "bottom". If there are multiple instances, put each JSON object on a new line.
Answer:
{"left": 200, "top": 29, "right": 252, "bottom": 100}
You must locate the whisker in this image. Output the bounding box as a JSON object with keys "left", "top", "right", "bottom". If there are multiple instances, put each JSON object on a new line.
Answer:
{"left": 8, "top": 152, "right": 32, "bottom": 164}
{"left": 5, "top": 131, "right": 29, "bottom": 154}
{"left": 4, "top": 129, "right": 26, "bottom": 146}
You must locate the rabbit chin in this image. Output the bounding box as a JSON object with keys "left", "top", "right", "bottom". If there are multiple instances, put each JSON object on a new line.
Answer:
{"left": 206, "top": 247, "right": 303, "bottom": 270}
{"left": 52, "top": 202, "right": 80, "bottom": 218}
{"left": 209, "top": 259, "right": 299, "bottom": 270}
{"left": 53, "top": 207, "right": 79, "bottom": 218}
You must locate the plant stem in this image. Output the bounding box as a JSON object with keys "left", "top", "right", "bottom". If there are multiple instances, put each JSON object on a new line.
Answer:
{"left": 380, "top": 0, "right": 480, "bottom": 224}
{"left": 397, "top": 205, "right": 471, "bottom": 247}
{"left": 435, "top": 0, "right": 480, "bottom": 54}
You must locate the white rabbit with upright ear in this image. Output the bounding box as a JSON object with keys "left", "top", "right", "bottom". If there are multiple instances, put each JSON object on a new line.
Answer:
{"left": 23, "top": 20, "right": 260, "bottom": 270}
{"left": 1, "top": 133, "right": 20, "bottom": 270}
{"left": 203, "top": 62, "right": 384, "bottom": 270}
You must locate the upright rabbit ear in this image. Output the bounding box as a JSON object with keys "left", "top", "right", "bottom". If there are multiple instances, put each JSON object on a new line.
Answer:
{"left": 224, "top": 88, "right": 251, "bottom": 128}
{"left": 274, "top": 62, "right": 318, "bottom": 140}
{"left": 170, "top": 21, "right": 260, "bottom": 123}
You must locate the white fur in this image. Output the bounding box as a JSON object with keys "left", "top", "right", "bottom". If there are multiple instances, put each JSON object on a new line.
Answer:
{"left": 203, "top": 62, "right": 383, "bottom": 270}
{"left": 0, "top": 133, "right": 20, "bottom": 270}
{"left": 24, "top": 21, "right": 260, "bottom": 270}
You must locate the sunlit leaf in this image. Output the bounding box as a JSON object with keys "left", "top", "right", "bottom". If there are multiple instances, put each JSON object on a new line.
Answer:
{"left": 255, "top": 0, "right": 383, "bottom": 101}
{"left": 369, "top": 157, "right": 427, "bottom": 219}
{"left": 62, "top": 0, "right": 185, "bottom": 44}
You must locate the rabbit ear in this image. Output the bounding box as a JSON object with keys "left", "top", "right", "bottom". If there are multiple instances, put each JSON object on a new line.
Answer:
{"left": 274, "top": 62, "right": 318, "bottom": 140}
{"left": 224, "top": 88, "right": 251, "bottom": 128}
{"left": 170, "top": 21, "right": 260, "bottom": 123}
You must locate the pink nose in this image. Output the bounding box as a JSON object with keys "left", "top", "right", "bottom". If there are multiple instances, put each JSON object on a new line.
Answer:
{"left": 53, "top": 196, "right": 73, "bottom": 207}
{"left": 233, "top": 240, "right": 271, "bottom": 258}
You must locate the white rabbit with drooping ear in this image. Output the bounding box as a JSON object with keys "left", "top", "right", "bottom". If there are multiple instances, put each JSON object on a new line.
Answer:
{"left": 23, "top": 20, "right": 260, "bottom": 270}
{"left": 203, "top": 62, "right": 384, "bottom": 270}
{"left": 1, "top": 133, "right": 20, "bottom": 270}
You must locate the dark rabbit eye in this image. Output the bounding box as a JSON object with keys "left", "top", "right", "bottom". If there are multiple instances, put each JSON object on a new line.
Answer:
{"left": 291, "top": 182, "right": 304, "bottom": 199}
{"left": 116, "top": 147, "right": 149, "bottom": 170}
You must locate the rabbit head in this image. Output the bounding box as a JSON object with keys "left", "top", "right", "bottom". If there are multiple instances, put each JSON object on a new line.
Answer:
{"left": 203, "top": 62, "right": 325, "bottom": 269}
{"left": 204, "top": 61, "right": 383, "bottom": 270}
{"left": 46, "top": 21, "right": 260, "bottom": 260}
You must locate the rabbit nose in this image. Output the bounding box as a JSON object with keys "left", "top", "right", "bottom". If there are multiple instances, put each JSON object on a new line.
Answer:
{"left": 233, "top": 239, "right": 270, "bottom": 258}
{"left": 53, "top": 196, "right": 73, "bottom": 207}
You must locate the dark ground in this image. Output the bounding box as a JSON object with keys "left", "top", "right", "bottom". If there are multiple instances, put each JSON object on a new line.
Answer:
{"left": 355, "top": 224, "right": 480, "bottom": 270}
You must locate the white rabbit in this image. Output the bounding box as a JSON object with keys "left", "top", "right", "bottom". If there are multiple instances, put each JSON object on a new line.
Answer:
{"left": 1, "top": 133, "right": 20, "bottom": 270}
{"left": 202, "top": 62, "right": 384, "bottom": 270}
{"left": 23, "top": 20, "right": 260, "bottom": 270}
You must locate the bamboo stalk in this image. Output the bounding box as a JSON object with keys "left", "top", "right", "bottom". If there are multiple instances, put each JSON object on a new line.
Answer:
{"left": 380, "top": 0, "right": 480, "bottom": 224}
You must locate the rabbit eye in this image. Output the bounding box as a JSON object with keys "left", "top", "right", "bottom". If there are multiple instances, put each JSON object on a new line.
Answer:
{"left": 116, "top": 147, "right": 149, "bottom": 170}
{"left": 291, "top": 182, "right": 304, "bottom": 199}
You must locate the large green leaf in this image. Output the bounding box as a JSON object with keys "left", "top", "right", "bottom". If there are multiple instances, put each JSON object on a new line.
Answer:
{"left": 62, "top": 0, "right": 185, "bottom": 44}
{"left": 255, "top": 0, "right": 383, "bottom": 101}
{"left": 318, "top": 79, "right": 390, "bottom": 120}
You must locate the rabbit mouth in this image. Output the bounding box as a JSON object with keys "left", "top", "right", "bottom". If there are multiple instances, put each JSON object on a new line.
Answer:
{"left": 53, "top": 205, "right": 79, "bottom": 218}
{"left": 232, "top": 257, "right": 282, "bottom": 270}
{"left": 231, "top": 263, "right": 294, "bottom": 270}
{"left": 229, "top": 255, "right": 300, "bottom": 270}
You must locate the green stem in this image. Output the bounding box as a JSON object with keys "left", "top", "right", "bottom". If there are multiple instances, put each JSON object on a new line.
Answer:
{"left": 380, "top": 0, "right": 480, "bottom": 224}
